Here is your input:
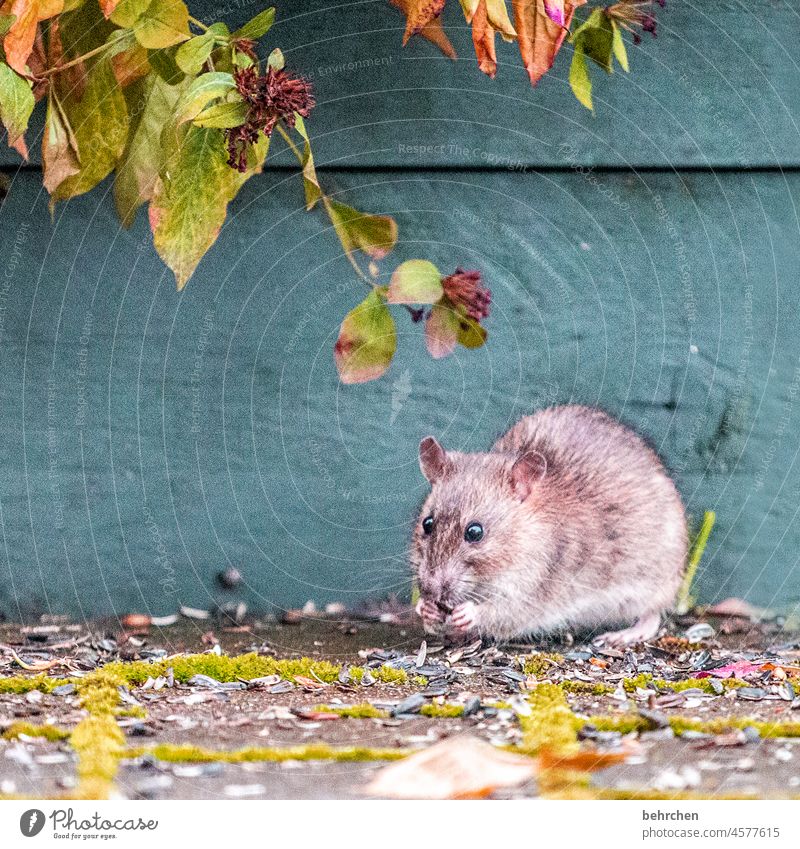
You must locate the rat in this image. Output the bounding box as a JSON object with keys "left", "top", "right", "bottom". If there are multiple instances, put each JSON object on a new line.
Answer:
{"left": 411, "top": 404, "right": 688, "bottom": 646}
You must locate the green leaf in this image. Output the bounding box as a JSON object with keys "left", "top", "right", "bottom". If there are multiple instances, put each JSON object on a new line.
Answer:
{"left": 325, "top": 198, "right": 398, "bottom": 261}
{"left": 334, "top": 289, "right": 397, "bottom": 384}
{"left": 571, "top": 8, "right": 614, "bottom": 74}
{"left": 51, "top": 59, "right": 129, "bottom": 201}
{"left": 425, "top": 300, "right": 460, "bottom": 359}
{"left": 267, "top": 47, "right": 284, "bottom": 71}
{"left": 147, "top": 45, "right": 184, "bottom": 83}
{"left": 387, "top": 259, "right": 443, "bottom": 304}
{"left": 293, "top": 114, "right": 322, "bottom": 210}
{"left": 456, "top": 313, "right": 487, "bottom": 349}
{"left": 175, "top": 30, "right": 216, "bottom": 74}
{"left": 114, "top": 74, "right": 185, "bottom": 227}
{"left": 0, "top": 14, "right": 17, "bottom": 38}
{"left": 175, "top": 71, "right": 235, "bottom": 123}
{"left": 192, "top": 99, "right": 248, "bottom": 128}
{"left": 0, "top": 62, "right": 34, "bottom": 151}
{"left": 113, "top": 0, "right": 189, "bottom": 49}
{"left": 233, "top": 7, "right": 275, "bottom": 40}
{"left": 569, "top": 44, "right": 592, "bottom": 111}
{"left": 150, "top": 124, "right": 265, "bottom": 289}
{"left": 135, "top": 0, "right": 189, "bottom": 48}
{"left": 611, "top": 20, "right": 629, "bottom": 72}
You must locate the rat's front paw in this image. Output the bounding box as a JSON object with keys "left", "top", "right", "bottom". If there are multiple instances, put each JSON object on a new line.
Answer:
{"left": 450, "top": 601, "right": 479, "bottom": 634}
{"left": 416, "top": 598, "right": 445, "bottom": 631}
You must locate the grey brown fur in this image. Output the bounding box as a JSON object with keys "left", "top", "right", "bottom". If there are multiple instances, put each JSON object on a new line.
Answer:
{"left": 411, "top": 405, "right": 688, "bottom": 644}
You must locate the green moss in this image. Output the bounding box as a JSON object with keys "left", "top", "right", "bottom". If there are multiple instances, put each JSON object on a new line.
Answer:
{"left": 2, "top": 721, "right": 70, "bottom": 742}
{"left": 311, "top": 703, "right": 388, "bottom": 719}
{"left": 134, "top": 742, "right": 412, "bottom": 763}
{"left": 587, "top": 712, "right": 800, "bottom": 739}
{"left": 560, "top": 680, "right": 615, "bottom": 695}
{"left": 420, "top": 703, "right": 464, "bottom": 718}
{"left": 0, "top": 674, "right": 73, "bottom": 694}
{"left": 522, "top": 652, "right": 564, "bottom": 677}
{"left": 411, "top": 675, "right": 428, "bottom": 687}
{"left": 621, "top": 674, "right": 747, "bottom": 694}
{"left": 70, "top": 714, "right": 125, "bottom": 799}
{"left": 102, "top": 653, "right": 343, "bottom": 686}
{"left": 519, "top": 683, "right": 582, "bottom": 755}
{"left": 349, "top": 665, "right": 408, "bottom": 685}
{"left": 116, "top": 705, "right": 147, "bottom": 720}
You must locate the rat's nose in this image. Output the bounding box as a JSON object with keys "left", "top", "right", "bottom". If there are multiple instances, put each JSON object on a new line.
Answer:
{"left": 436, "top": 599, "right": 454, "bottom": 615}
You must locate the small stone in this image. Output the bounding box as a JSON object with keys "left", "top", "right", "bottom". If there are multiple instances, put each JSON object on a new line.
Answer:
{"left": 685, "top": 623, "right": 715, "bottom": 642}
{"left": 216, "top": 567, "right": 242, "bottom": 589}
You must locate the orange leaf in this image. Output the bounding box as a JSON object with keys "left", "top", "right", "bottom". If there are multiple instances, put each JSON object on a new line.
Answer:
{"left": 471, "top": 0, "right": 497, "bottom": 78}
{"left": 400, "top": 0, "right": 446, "bottom": 44}
{"left": 389, "top": 0, "right": 456, "bottom": 59}
{"left": 365, "top": 736, "right": 538, "bottom": 799}
{"left": 0, "top": 0, "right": 64, "bottom": 74}
{"left": 513, "top": 0, "right": 585, "bottom": 85}
{"left": 99, "top": 0, "right": 121, "bottom": 18}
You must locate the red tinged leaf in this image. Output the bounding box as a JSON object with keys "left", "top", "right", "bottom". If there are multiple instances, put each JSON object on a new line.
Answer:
{"left": 0, "top": 0, "right": 63, "bottom": 75}
{"left": 334, "top": 289, "right": 397, "bottom": 384}
{"left": 399, "top": 0, "right": 446, "bottom": 44}
{"left": 389, "top": 0, "right": 456, "bottom": 59}
{"left": 99, "top": 0, "right": 121, "bottom": 18}
{"left": 513, "top": 0, "right": 585, "bottom": 85}
{"left": 471, "top": 0, "right": 497, "bottom": 78}
{"left": 425, "top": 299, "right": 460, "bottom": 359}
{"left": 41, "top": 90, "right": 80, "bottom": 194}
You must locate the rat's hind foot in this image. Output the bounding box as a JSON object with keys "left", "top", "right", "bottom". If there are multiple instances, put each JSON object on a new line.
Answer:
{"left": 593, "top": 612, "right": 661, "bottom": 647}
{"left": 450, "top": 601, "right": 479, "bottom": 634}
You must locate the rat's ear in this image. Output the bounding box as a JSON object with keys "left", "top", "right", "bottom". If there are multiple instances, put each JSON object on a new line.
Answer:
{"left": 509, "top": 451, "right": 547, "bottom": 501}
{"left": 419, "top": 436, "right": 448, "bottom": 484}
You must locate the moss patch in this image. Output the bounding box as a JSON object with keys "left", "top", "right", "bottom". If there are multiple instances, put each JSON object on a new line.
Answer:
{"left": 133, "top": 742, "right": 412, "bottom": 764}
{"left": 588, "top": 713, "right": 800, "bottom": 738}
{"left": 2, "top": 721, "right": 70, "bottom": 742}
{"left": 522, "top": 652, "right": 564, "bottom": 677}
{"left": 621, "top": 673, "right": 747, "bottom": 694}
{"left": 420, "top": 703, "right": 464, "bottom": 718}
{"left": 519, "top": 683, "right": 581, "bottom": 755}
{"left": 0, "top": 674, "right": 73, "bottom": 694}
{"left": 311, "top": 703, "right": 388, "bottom": 719}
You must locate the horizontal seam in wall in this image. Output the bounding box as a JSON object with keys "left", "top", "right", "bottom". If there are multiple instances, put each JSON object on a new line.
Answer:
{"left": 2, "top": 164, "right": 799, "bottom": 177}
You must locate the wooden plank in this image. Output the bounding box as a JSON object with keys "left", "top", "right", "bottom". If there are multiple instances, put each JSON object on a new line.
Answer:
{"left": 0, "top": 167, "right": 798, "bottom": 616}
{"left": 3, "top": 0, "right": 799, "bottom": 170}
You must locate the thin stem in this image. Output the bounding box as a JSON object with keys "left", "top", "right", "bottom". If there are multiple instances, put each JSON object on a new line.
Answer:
{"left": 189, "top": 15, "right": 209, "bottom": 31}
{"left": 36, "top": 40, "right": 112, "bottom": 77}
{"left": 276, "top": 124, "right": 376, "bottom": 290}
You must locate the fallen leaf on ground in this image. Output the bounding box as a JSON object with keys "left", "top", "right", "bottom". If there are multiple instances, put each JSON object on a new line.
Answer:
{"left": 365, "top": 735, "right": 537, "bottom": 798}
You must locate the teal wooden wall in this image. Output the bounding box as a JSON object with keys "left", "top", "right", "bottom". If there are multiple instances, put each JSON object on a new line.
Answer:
{"left": 2, "top": 1, "right": 800, "bottom": 619}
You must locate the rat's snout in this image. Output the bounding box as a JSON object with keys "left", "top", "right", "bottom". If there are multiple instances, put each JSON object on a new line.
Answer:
{"left": 418, "top": 569, "right": 461, "bottom": 614}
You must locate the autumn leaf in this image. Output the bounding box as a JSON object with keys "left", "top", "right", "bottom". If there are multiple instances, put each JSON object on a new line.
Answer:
{"left": 175, "top": 71, "right": 236, "bottom": 123}
{"left": 513, "top": 0, "right": 585, "bottom": 85}
{"left": 334, "top": 288, "right": 397, "bottom": 384}
{"left": 389, "top": 0, "right": 456, "bottom": 59}
{"left": 175, "top": 30, "right": 217, "bottom": 74}
{"left": 99, "top": 0, "right": 122, "bottom": 18}
{"left": 425, "top": 299, "right": 460, "bottom": 359}
{"left": 0, "top": 0, "right": 64, "bottom": 74}
{"left": 114, "top": 74, "right": 185, "bottom": 227}
{"left": 387, "top": 259, "right": 443, "bottom": 304}
{"left": 397, "top": 0, "right": 445, "bottom": 44}
{"left": 149, "top": 124, "right": 268, "bottom": 289}
{"left": 324, "top": 198, "right": 398, "bottom": 260}
{"left": 41, "top": 89, "right": 80, "bottom": 194}
{"left": 50, "top": 58, "right": 129, "bottom": 201}
{"left": 365, "top": 736, "right": 537, "bottom": 799}
{"left": 0, "top": 61, "right": 34, "bottom": 157}
{"left": 470, "top": 0, "right": 497, "bottom": 78}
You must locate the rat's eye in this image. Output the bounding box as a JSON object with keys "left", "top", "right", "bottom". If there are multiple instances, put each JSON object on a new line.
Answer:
{"left": 464, "top": 522, "right": 484, "bottom": 543}
{"left": 422, "top": 515, "right": 434, "bottom": 535}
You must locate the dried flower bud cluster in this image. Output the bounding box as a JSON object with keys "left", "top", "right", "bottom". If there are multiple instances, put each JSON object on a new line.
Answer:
{"left": 608, "top": 0, "right": 665, "bottom": 45}
{"left": 225, "top": 66, "right": 315, "bottom": 171}
{"left": 441, "top": 268, "right": 491, "bottom": 322}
